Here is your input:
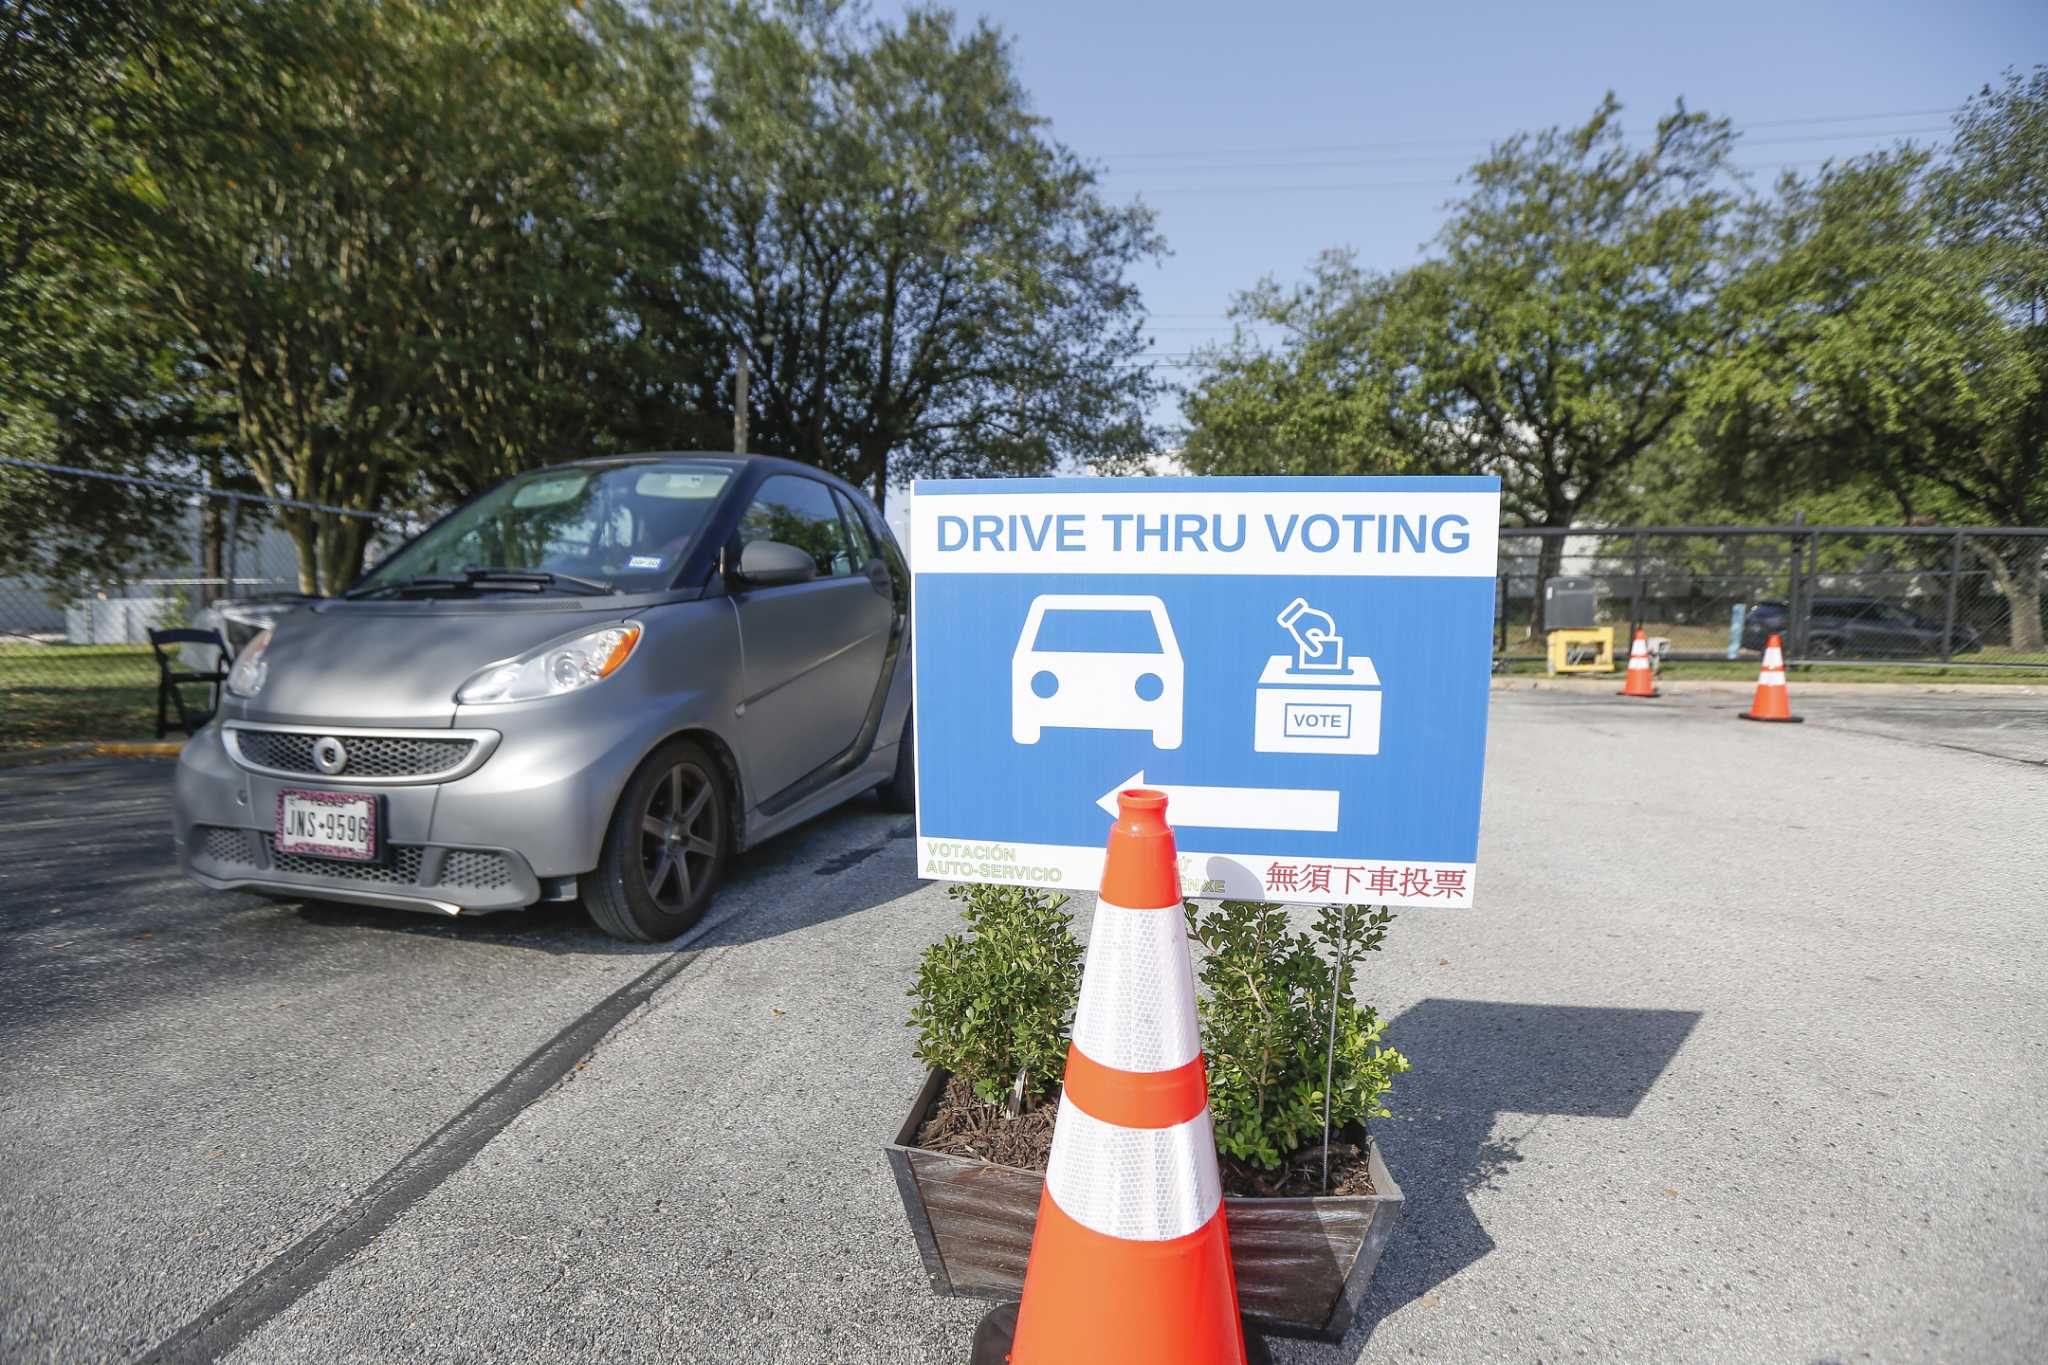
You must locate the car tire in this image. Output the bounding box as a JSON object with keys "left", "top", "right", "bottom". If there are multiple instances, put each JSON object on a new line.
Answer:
{"left": 878, "top": 710, "right": 916, "bottom": 814}
{"left": 585, "top": 737, "right": 729, "bottom": 944}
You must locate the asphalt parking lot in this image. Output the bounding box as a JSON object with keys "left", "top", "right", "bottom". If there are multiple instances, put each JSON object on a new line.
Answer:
{"left": 3, "top": 687, "right": 2045, "bottom": 1364}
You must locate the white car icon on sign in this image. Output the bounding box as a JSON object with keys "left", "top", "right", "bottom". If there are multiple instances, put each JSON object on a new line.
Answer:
{"left": 1011, "top": 594, "right": 1184, "bottom": 749}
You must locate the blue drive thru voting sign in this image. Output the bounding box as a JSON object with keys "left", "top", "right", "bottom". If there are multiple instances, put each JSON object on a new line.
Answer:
{"left": 909, "top": 476, "right": 1501, "bottom": 909}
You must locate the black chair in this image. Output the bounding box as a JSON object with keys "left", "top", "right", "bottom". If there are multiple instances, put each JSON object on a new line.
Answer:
{"left": 147, "top": 627, "right": 233, "bottom": 738}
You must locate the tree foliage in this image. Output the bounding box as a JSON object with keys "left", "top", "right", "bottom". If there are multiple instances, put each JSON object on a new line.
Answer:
{"left": 1181, "top": 76, "right": 2048, "bottom": 641}
{"left": 1694, "top": 71, "right": 2048, "bottom": 645}
{"left": 1185, "top": 94, "right": 1743, "bottom": 533}
{"left": 1183, "top": 96, "right": 1745, "bottom": 628}
{"left": 0, "top": 1, "right": 232, "bottom": 584}
{"left": 2, "top": 1, "right": 1162, "bottom": 589}
{"left": 654, "top": 3, "right": 1160, "bottom": 505}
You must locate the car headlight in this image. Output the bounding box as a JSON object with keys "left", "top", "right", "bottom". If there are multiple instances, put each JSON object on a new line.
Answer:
{"left": 225, "top": 628, "right": 273, "bottom": 698}
{"left": 456, "top": 623, "right": 642, "bottom": 704}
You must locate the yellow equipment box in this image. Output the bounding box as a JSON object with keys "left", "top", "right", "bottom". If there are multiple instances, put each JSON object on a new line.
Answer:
{"left": 1546, "top": 626, "right": 1615, "bottom": 674}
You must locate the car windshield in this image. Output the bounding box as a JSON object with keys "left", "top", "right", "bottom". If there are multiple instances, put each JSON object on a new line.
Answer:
{"left": 355, "top": 463, "right": 731, "bottom": 595}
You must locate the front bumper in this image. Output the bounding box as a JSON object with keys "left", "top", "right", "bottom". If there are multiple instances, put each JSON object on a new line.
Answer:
{"left": 172, "top": 618, "right": 734, "bottom": 917}
{"left": 172, "top": 716, "right": 624, "bottom": 916}
{"left": 181, "top": 821, "right": 542, "bottom": 915}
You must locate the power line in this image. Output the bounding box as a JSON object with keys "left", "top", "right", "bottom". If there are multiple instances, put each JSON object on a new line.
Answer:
{"left": 1095, "top": 126, "right": 1949, "bottom": 178}
{"left": 1094, "top": 106, "right": 1959, "bottom": 162}
{"left": 1122, "top": 156, "right": 1852, "bottom": 198}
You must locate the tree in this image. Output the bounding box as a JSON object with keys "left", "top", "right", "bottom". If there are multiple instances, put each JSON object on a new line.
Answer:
{"left": 646, "top": 3, "right": 1162, "bottom": 505}
{"left": 1183, "top": 96, "right": 1745, "bottom": 630}
{"left": 0, "top": 1, "right": 233, "bottom": 589}
{"left": 117, "top": 1, "right": 643, "bottom": 592}
{"left": 1697, "top": 71, "right": 2048, "bottom": 650}
{"left": 1930, "top": 68, "right": 2048, "bottom": 648}
{"left": 404, "top": 2, "right": 682, "bottom": 506}
{"left": 1179, "top": 252, "right": 1443, "bottom": 480}
{"left": 8, "top": 0, "right": 1163, "bottom": 593}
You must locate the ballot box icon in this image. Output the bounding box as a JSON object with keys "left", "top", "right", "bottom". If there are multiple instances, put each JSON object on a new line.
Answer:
{"left": 1257, "top": 596, "right": 1382, "bottom": 755}
{"left": 1254, "top": 654, "right": 1382, "bottom": 755}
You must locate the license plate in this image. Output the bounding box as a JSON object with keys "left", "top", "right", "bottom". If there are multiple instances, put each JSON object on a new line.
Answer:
{"left": 275, "top": 790, "right": 378, "bottom": 861}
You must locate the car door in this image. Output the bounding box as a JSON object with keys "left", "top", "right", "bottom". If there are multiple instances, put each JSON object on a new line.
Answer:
{"left": 1844, "top": 602, "right": 1896, "bottom": 656}
{"left": 1871, "top": 603, "right": 1931, "bottom": 656}
{"left": 729, "top": 473, "right": 895, "bottom": 806}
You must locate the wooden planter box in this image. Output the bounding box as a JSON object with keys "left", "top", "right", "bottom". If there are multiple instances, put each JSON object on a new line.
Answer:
{"left": 884, "top": 1068, "right": 1404, "bottom": 1343}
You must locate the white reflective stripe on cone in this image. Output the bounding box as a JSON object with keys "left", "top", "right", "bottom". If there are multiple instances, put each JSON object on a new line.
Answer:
{"left": 1044, "top": 1100, "right": 1223, "bottom": 1242}
{"left": 1069, "top": 898, "right": 1202, "bottom": 1074}
{"left": 1762, "top": 646, "right": 1784, "bottom": 669}
{"left": 1758, "top": 673, "right": 1787, "bottom": 686}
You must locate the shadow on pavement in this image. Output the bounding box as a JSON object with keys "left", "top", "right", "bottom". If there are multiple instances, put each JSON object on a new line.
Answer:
{"left": 1313, "top": 998, "right": 1702, "bottom": 1359}
{"left": 285, "top": 791, "right": 922, "bottom": 954}
{"left": 0, "top": 757, "right": 927, "bottom": 1038}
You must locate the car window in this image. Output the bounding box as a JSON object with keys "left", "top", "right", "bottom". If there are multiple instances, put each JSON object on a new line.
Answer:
{"left": 737, "top": 475, "right": 856, "bottom": 578}
{"left": 833, "top": 489, "right": 878, "bottom": 566}
{"left": 1031, "top": 609, "right": 1164, "bottom": 653}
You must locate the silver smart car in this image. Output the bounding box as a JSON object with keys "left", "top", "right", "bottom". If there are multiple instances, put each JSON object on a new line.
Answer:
{"left": 173, "top": 453, "right": 914, "bottom": 942}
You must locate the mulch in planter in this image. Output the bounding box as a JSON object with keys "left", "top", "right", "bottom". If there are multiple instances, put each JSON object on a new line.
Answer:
{"left": 914, "top": 1075, "right": 1377, "bottom": 1199}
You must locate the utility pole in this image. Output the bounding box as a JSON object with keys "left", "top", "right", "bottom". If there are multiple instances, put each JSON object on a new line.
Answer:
{"left": 734, "top": 352, "right": 750, "bottom": 455}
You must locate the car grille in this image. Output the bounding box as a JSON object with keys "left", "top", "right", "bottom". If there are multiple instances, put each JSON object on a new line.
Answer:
{"left": 233, "top": 729, "right": 476, "bottom": 779}
{"left": 438, "top": 850, "right": 512, "bottom": 890}
{"left": 201, "top": 825, "right": 261, "bottom": 866}
{"left": 265, "top": 837, "right": 427, "bottom": 885}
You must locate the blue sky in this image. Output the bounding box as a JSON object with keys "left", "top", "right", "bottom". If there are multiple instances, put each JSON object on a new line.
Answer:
{"left": 897, "top": 0, "right": 2047, "bottom": 435}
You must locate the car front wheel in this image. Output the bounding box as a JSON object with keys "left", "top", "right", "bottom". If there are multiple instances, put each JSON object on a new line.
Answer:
{"left": 585, "top": 738, "right": 729, "bottom": 943}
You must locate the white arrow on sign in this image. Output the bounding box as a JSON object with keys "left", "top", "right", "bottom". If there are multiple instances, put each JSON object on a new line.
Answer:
{"left": 1097, "top": 770, "right": 1340, "bottom": 833}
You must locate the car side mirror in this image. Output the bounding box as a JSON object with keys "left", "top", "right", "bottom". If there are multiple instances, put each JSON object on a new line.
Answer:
{"left": 734, "top": 539, "right": 817, "bottom": 588}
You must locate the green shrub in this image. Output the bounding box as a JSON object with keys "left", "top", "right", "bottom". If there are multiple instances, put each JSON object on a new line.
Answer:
{"left": 907, "top": 883, "right": 1083, "bottom": 1108}
{"left": 907, "top": 886, "right": 1412, "bottom": 1172}
{"left": 1185, "top": 900, "right": 1410, "bottom": 1172}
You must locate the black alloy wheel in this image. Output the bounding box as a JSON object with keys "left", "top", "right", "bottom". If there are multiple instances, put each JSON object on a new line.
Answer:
{"left": 639, "top": 759, "right": 721, "bottom": 916}
{"left": 587, "top": 738, "right": 729, "bottom": 942}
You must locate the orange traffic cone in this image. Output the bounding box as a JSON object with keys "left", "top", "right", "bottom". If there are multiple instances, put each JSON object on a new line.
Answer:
{"left": 973, "top": 788, "right": 1251, "bottom": 1365}
{"left": 1739, "top": 633, "right": 1803, "bottom": 723}
{"left": 1618, "top": 627, "right": 1659, "bottom": 698}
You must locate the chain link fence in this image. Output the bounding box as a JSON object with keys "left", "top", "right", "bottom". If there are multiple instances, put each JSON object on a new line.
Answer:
{"left": 7, "top": 464, "right": 2046, "bottom": 749}
{"left": 1496, "top": 525, "right": 2048, "bottom": 669}
{"left": 1, "top": 461, "right": 408, "bottom": 748}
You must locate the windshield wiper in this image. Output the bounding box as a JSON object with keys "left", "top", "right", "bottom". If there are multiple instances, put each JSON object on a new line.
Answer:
{"left": 343, "top": 575, "right": 465, "bottom": 599}
{"left": 345, "top": 567, "right": 612, "bottom": 599}
{"left": 461, "top": 567, "right": 612, "bottom": 595}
